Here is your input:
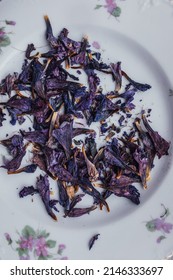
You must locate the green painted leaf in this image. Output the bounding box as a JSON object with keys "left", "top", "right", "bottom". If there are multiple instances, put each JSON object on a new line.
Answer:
{"left": 146, "top": 221, "right": 156, "bottom": 232}
{"left": 160, "top": 204, "right": 170, "bottom": 218}
{"left": 163, "top": 208, "right": 170, "bottom": 218}
{"left": 166, "top": 208, "right": 170, "bottom": 217}
{"left": 46, "top": 240, "right": 56, "bottom": 248}
{"left": 8, "top": 239, "right": 13, "bottom": 245}
{"left": 94, "top": 5, "right": 102, "bottom": 10}
{"left": 38, "top": 255, "right": 49, "bottom": 260}
{"left": 38, "top": 230, "right": 50, "bottom": 238}
{"left": 111, "top": 6, "right": 122, "bottom": 18}
{"left": 0, "top": 35, "right": 11, "bottom": 47}
{"left": 22, "top": 225, "right": 36, "bottom": 238}
{"left": 16, "top": 247, "right": 28, "bottom": 257}
{"left": 0, "top": 27, "right": 5, "bottom": 32}
{"left": 157, "top": 235, "right": 166, "bottom": 243}
{"left": 5, "top": 233, "right": 13, "bottom": 245}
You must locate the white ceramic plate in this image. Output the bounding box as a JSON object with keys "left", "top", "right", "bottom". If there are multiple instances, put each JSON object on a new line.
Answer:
{"left": 0, "top": 0, "right": 173, "bottom": 260}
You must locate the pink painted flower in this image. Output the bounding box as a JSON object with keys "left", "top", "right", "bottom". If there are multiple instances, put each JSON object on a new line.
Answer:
{"left": 0, "top": 29, "right": 5, "bottom": 36}
{"left": 35, "top": 237, "right": 48, "bottom": 257}
{"left": 4, "top": 233, "right": 12, "bottom": 245}
{"left": 161, "top": 221, "right": 173, "bottom": 234}
{"left": 154, "top": 218, "right": 173, "bottom": 233}
{"left": 58, "top": 243, "right": 66, "bottom": 255}
{"left": 92, "top": 41, "right": 101, "bottom": 50}
{"left": 19, "top": 236, "right": 34, "bottom": 250}
{"left": 58, "top": 244, "right": 66, "bottom": 251}
{"left": 104, "top": 0, "right": 117, "bottom": 14}
{"left": 4, "top": 226, "right": 68, "bottom": 260}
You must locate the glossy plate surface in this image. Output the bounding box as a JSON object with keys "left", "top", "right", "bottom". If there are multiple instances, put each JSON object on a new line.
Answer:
{"left": 0, "top": 0, "right": 173, "bottom": 260}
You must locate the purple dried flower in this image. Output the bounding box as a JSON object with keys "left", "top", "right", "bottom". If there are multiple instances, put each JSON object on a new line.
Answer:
{"left": 65, "top": 205, "right": 97, "bottom": 218}
{"left": 89, "top": 234, "right": 100, "bottom": 250}
{"left": 0, "top": 15, "right": 170, "bottom": 222}
{"left": 110, "top": 185, "right": 140, "bottom": 205}
{"left": 25, "top": 43, "right": 36, "bottom": 59}
{"left": 142, "top": 114, "right": 170, "bottom": 158}
{"left": 52, "top": 121, "right": 73, "bottom": 159}
{"left": 21, "top": 130, "right": 48, "bottom": 145}
{"left": 44, "top": 15, "right": 59, "bottom": 49}
{"left": 57, "top": 181, "right": 69, "bottom": 209}
{"left": 118, "top": 115, "right": 125, "bottom": 126}
{"left": 19, "top": 186, "right": 39, "bottom": 198}
{"left": 0, "top": 73, "right": 18, "bottom": 97}
{"left": 110, "top": 62, "right": 122, "bottom": 92}
{"left": 36, "top": 175, "right": 57, "bottom": 221}
{"left": 0, "top": 108, "right": 6, "bottom": 126}
{"left": 2, "top": 147, "right": 26, "bottom": 172}
{"left": 0, "top": 134, "right": 23, "bottom": 157}
{"left": 122, "top": 70, "right": 151, "bottom": 92}
{"left": 133, "top": 147, "right": 149, "bottom": 189}
{"left": 82, "top": 145, "right": 99, "bottom": 182}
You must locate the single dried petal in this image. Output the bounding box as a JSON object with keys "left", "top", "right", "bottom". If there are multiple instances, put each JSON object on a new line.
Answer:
{"left": 89, "top": 234, "right": 100, "bottom": 250}
{"left": 142, "top": 114, "right": 170, "bottom": 158}
{"left": 8, "top": 164, "right": 37, "bottom": 174}
{"left": 64, "top": 205, "right": 97, "bottom": 218}
{"left": 110, "top": 185, "right": 140, "bottom": 205}
{"left": 110, "top": 62, "right": 122, "bottom": 92}
{"left": 82, "top": 145, "right": 99, "bottom": 182}
{"left": 57, "top": 180, "right": 69, "bottom": 209}
{"left": 52, "top": 121, "right": 73, "bottom": 159}
{"left": 0, "top": 108, "right": 6, "bottom": 126}
{"left": 122, "top": 70, "right": 151, "bottom": 92}
{"left": 19, "top": 186, "right": 39, "bottom": 198}
{"left": 2, "top": 147, "right": 26, "bottom": 172}
{"left": 36, "top": 174, "right": 57, "bottom": 221}
{"left": 133, "top": 147, "right": 149, "bottom": 189}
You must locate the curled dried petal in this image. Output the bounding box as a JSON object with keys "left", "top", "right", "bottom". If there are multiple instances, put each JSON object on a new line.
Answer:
{"left": 82, "top": 145, "right": 99, "bottom": 182}
{"left": 36, "top": 174, "right": 57, "bottom": 221}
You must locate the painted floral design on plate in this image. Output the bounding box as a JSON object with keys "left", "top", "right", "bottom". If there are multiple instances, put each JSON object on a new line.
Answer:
{"left": 0, "top": 19, "right": 16, "bottom": 52}
{"left": 94, "top": 0, "right": 125, "bottom": 18}
{"left": 145, "top": 204, "right": 173, "bottom": 243}
{"left": 4, "top": 225, "right": 67, "bottom": 260}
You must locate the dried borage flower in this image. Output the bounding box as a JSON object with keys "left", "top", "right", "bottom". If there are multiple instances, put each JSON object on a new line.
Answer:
{"left": 0, "top": 15, "right": 170, "bottom": 221}
{"left": 89, "top": 234, "right": 100, "bottom": 250}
